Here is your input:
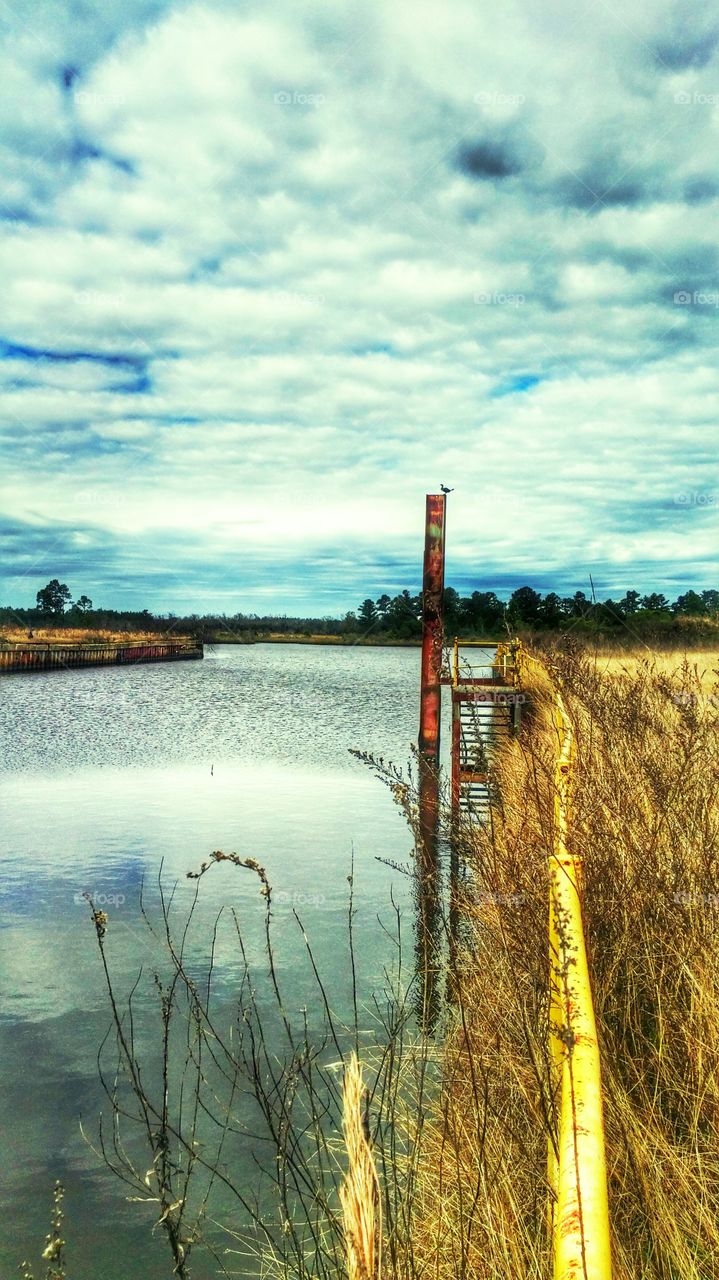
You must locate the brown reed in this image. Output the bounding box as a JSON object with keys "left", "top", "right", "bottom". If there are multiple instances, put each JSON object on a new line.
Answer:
{"left": 340, "top": 1053, "right": 382, "bottom": 1280}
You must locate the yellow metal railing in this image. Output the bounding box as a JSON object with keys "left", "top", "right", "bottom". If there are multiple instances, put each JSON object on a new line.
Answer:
{"left": 515, "top": 646, "right": 612, "bottom": 1280}
{"left": 451, "top": 637, "right": 523, "bottom": 687}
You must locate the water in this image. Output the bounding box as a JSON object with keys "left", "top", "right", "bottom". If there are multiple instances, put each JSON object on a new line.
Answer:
{"left": 0, "top": 644, "right": 433, "bottom": 1279}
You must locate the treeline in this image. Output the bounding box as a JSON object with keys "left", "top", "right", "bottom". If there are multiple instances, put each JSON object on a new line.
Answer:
{"left": 0, "top": 600, "right": 358, "bottom": 640}
{"left": 2, "top": 581, "right": 718, "bottom": 644}
{"left": 350, "top": 586, "right": 719, "bottom": 639}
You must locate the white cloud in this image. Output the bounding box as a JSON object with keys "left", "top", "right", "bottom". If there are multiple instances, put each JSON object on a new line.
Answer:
{"left": 0, "top": 0, "right": 718, "bottom": 611}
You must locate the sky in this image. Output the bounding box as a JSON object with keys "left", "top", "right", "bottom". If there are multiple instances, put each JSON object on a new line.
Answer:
{"left": 0, "top": 0, "right": 717, "bottom": 616}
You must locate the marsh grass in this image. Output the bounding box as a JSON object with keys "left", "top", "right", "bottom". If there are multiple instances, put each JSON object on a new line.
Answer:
{"left": 404, "top": 644, "right": 719, "bottom": 1279}
{"left": 0, "top": 626, "right": 182, "bottom": 647}
{"left": 590, "top": 648, "right": 719, "bottom": 693}
{"left": 340, "top": 1054, "right": 381, "bottom": 1280}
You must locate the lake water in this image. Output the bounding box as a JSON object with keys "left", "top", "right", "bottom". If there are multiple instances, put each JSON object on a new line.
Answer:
{"left": 0, "top": 643, "right": 467, "bottom": 1278}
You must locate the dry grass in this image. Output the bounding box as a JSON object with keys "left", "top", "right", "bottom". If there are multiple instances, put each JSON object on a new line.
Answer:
{"left": 591, "top": 648, "right": 719, "bottom": 693}
{"left": 341, "top": 1054, "right": 381, "bottom": 1280}
{"left": 0, "top": 626, "right": 186, "bottom": 647}
{"left": 402, "top": 643, "right": 719, "bottom": 1279}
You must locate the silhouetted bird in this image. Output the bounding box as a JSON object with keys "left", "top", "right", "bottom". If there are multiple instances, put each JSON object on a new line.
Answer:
{"left": 440, "top": 485, "right": 454, "bottom": 494}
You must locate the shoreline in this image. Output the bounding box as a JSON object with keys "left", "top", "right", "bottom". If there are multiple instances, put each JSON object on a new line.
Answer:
{"left": 206, "top": 633, "right": 422, "bottom": 646}
{"left": 0, "top": 638, "right": 203, "bottom": 674}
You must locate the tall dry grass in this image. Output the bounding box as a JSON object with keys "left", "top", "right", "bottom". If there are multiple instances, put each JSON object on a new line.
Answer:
{"left": 591, "top": 649, "right": 719, "bottom": 693}
{"left": 0, "top": 625, "right": 177, "bottom": 646}
{"left": 341, "top": 1054, "right": 382, "bottom": 1280}
{"left": 404, "top": 644, "right": 719, "bottom": 1279}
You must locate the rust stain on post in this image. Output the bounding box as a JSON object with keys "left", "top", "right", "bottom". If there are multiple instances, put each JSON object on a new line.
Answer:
{"left": 419, "top": 493, "right": 446, "bottom": 766}
{"left": 416, "top": 494, "right": 446, "bottom": 1028}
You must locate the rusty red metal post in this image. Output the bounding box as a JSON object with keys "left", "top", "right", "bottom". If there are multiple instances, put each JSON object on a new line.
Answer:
{"left": 416, "top": 493, "right": 446, "bottom": 1029}
{"left": 418, "top": 493, "right": 446, "bottom": 768}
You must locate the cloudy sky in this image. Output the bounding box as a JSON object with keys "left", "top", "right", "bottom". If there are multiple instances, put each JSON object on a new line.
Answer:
{"left": 1, "top": 0, "right": 717, "bottom": 615}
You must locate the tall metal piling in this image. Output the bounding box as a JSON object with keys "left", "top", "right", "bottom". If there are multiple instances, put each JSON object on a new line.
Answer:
{"left": 416, "top": 493, "right": 446, "bottom": 1028}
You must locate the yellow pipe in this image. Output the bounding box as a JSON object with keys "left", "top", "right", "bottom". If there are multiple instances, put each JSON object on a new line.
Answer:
{"left": 550, "top": 690, "right": 612, "bottom": 1280}
{"left": 547, "top": 931, "right": 561, "bottom": 1237}
{"left": 493, "top": 643, "right": 611, "bottom": 1275}
{"left": 547, "top": 693, "right": 565, "bottom": 1237}
{"left": 547, "top": 839, "right": 563, "bottom": 1234}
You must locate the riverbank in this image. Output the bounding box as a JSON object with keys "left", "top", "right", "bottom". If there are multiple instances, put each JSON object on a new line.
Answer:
{"left": 0, "top": 626, "right": 182, "bottom": 646}
{"left": 123, "top": 615, "right": 719, "bottom": 649}
{"left": 0, "top": 627, "right": 202, "bottom": 673}
{"left": 401, "top": 641, "right": 719, "bottom": 1278}
{"left": 208, "top": 620, "right": 719, "bottom": 651}
{"left": 208, "top": 630, "right": 422, "bottom": 646}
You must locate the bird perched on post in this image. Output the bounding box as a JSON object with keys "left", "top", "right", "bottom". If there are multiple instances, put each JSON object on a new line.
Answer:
{"left": 440, "top": 484, "right": 454, "bottom": 494}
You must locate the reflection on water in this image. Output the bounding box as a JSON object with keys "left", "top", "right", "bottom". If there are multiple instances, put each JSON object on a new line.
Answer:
{"left": 0, "top": 645, "right": 428, "bottom": 1279}
{"left": 1, "top": 643, "right": 424, "bottom": 776}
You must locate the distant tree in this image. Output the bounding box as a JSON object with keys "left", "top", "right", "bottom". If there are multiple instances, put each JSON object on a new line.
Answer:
{"left": 701, "top": 589, "right": 719, "bottom": 613}
{"left": 375, "top": 594, "right": 391, "bottom": 618}
{"left": 673, "top": 591, "right": 707, "bottom": 616}
{"left": 565, "top": 591, "right": 590, "bottom": 617}
{"left": 74, "top": 594, "right": 93, "bottom": 613}
{"left": 596, "top": 599, "right": 624, "bottom": 626}
{"left": 641, "top": 593, "right": 670, "bottom": 613}
{"left": 539, "top": 592, "right": 564, "bottom": 627}
{"left": 442, "top": 587, "right": 462, "bottom": 633}
{"left": 357, "top": 599, "right": 378, "bottom": 627}
{"left": 507, "top": 586, "right": 542, "bottom": 626}
{"left": 396, "top": 590, "right": 421, "bottom": 620}
{"left": 36, "top": 579, "right": 72, "bottom": 615}
{"left": 619, "top": 590, "right": 641, "bottom": 615}
{"left": 386, "top": 591, "right": 421, "bottom": 638}
{"left": 461, "top": 591, "right": 504, "bottom": 633}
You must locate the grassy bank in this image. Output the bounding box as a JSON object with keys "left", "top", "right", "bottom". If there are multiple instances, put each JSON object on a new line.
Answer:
{"left": 404, "top": 643, "right": 719, "bottom": 1278}
{"left": 0, "top": 625, "right": 184, "bottom": 647}
{"left": 592, "top": 648, "right": 718, "bottom": 693}
{"left": 209, "top": 630, "right": 421, "bottom": 645}
{"left": 4, "top": 612, "right": 717, "bottom": 650}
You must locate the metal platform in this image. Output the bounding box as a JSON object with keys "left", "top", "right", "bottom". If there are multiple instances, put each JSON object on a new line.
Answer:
{"left": 449, "top": 640, "right": 523, "bottom": 819}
